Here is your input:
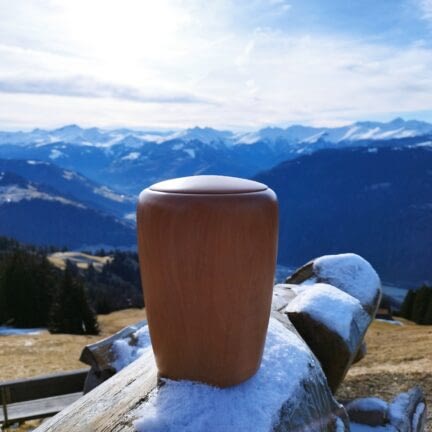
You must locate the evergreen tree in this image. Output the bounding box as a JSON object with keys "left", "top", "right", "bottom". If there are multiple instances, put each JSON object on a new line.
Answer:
{"left": 1, "top": 250, "right": 56, "bottom": 327}
{"left": 0, "top": 259, "right": 8, "bottom": 324}
{"left": 399, "top": 289, "right": 416, "bottom": 319}
{"left": 411, "top": 285, "right": 431, "bottom": 324}
{"left": 49, "top": 261, "right": 99, "bottom": 335}
{"left": 423, "top": 297, "right": 432, "bottom": 325}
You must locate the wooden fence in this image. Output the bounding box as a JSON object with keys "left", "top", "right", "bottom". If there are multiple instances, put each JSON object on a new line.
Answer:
{"left": 0, "top": 369, "right": 88, "bottom": 428}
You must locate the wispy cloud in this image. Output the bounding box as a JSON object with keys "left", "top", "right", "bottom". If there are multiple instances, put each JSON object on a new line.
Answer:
{"left": 0, "top": 76, "right": 212, "bottom": 105}
{"left": 419, "top": 0, "right": 432, "bottom": 21}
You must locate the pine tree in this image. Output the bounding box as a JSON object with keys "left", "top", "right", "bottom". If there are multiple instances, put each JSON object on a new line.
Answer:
{"left": 1, "top": 250, "right": 55, "bottom": 327}
{"left": 399, "top": 289, "right": 416, "bottom": 319}
{"left": 423, "top": 296, "right": 432, "bottom": 325}
{"left": 49, "top": 261, "right": 99, "bottom": 335}
{"left": 411, "top": 285, "right": 431, "bottom": 324}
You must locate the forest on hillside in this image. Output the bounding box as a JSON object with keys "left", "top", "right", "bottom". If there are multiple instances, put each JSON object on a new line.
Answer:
{"left": 0, "top": 236, "right": 143, "bottom": 334}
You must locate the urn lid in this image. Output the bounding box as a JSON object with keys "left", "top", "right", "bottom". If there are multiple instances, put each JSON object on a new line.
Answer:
{"left": 149, "top": 175, "right": 268, "bottom": 194}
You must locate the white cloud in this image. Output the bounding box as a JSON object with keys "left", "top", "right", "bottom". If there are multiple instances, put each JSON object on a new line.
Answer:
{"left": 0, "top": 0, "right": 431, "bottom": 129}
{"left": 0, "top": 76, "right": 212, "bottom": 104}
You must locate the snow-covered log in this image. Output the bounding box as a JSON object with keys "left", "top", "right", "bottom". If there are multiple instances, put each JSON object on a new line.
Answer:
{"left": 344, "top": 387, "right": 427, "bottom": 432}
{"left": 79, "top": 320, "right": 148, "bottom": 393}
{"left": 345, "top": 397, "right": 389, "bottom": 426}
{"left": 388, "top": 387, "right": 427, "bottom": 432}
{"left": 35, "top": 313, "right": 348, "bottom": 432}
{"left": 285, "top": 283, "right": 371, "bottom": 393}
{"left": 285, "top": 253, "right": 382, "bottom": 316}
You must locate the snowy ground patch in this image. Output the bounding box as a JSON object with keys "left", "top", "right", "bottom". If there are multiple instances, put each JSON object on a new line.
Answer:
{"left": 132, "top": 319, "right": 314, "bottom": 432}
{"left": 375, "top": 318, "right": 403, "bottom": 326}
{"left": 0, "top": 326, "right": 44, "bottom": 336}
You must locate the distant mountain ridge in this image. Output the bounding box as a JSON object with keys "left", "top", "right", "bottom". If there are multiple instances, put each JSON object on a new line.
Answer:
{"left": 0, "top": 159, "right": 135, "bottom": 218}
{"left": 0, "top": 165, "right": 135, "bottom": 249}
{"left": 1, "top": 119, "right": 431, "bottom": 195}
{"left": 1, "top": 120, "right": 432, "bottom": 283}
{"left": 1, "top": 118, "right": 431, "bottom": 147}
{"left": 254, "top": 146, "right": 432, "bottom": 287}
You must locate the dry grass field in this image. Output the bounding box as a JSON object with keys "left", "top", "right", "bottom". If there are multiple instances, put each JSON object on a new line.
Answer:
{"left": 1, "top": 312, "right": 430, "bottom": 431}
{"left": 0, "top": 308, "right": 146, "bottom": 381}
{"left": 337, "top": 318, "right": 432, "bottom": 430}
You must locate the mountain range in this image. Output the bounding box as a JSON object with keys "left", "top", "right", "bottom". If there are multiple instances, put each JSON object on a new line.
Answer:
{"left": 1, "top": 118, "right": 431, "bottom": 147}
{"left": 1, "top": 118, "right": 431, "bottom": 195}
{"left": 0, "top": 118, "right": 431, "bottom": 285}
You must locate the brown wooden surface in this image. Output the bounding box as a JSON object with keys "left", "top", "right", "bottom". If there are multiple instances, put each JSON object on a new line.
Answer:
{"left": 137, "top": 176, "right": 278, "bottom": 387}
{"left": 0, "top": 369, "right": 88, "bottom": 426}
{"left": 0, "top": 369, "right": 88, "bottom": 404}
{"left": 0, "top": 393, "right": 82, "bottom": 424}
{"left": 34, "top": 348, "right": 158, "bottom": 432}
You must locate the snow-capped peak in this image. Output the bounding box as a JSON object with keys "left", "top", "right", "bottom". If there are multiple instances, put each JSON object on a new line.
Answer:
{"left": 0, "top": 118, "right": 431, "bottom": 149}
{"left": 167, "top": 127, "right": 234, "bottom": 145}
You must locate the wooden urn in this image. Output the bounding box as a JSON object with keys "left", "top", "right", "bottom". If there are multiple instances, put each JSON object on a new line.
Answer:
{"left": 136, "top": 175, "right": 278, "bottom": 387}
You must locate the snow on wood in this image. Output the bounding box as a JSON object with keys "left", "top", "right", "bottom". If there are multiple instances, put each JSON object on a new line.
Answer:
{"left": 388, "top": 387, "right": 427, "bottom": 432}
{"left": 285, "top": 284, "right": 370, "bottom": 347}
{"left": 286, "top": 253, "right": 382, "bottom": 316}
{"left": 133, "top": 318, "right": 345, "bottom": 432}
{"left": 313, "top": 254, "right": 381, "bottom": 314}
{"left": 285, "top": 283, "right": 371, "bottom": 392}
{"left": 35, "top": 315, "right": 348, "bottom": 432}
{"left": 345, "top": 397, "right": 389, "bottom": 426}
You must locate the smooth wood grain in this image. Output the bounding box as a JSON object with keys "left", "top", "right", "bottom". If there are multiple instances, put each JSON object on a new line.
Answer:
{"left": 137, "top": 176, "right": 278, "bottom": 387}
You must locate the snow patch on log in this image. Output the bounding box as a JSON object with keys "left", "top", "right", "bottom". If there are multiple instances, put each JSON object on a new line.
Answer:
{"left": 313, "top": 253, "right": 381, "bottom": 313}
{"left": 285, "top": 283, "right": 370, "bottom": 347}
{"left": 112, "top": 325, "right": 151, "bottom": 371}
{"left": 133, "top": 318, "right": 344, "bottom": 432}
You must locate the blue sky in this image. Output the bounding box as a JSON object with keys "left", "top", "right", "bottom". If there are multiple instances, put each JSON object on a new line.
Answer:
{"left": 0, "top": 0, "right": 432, "bottom": 130}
